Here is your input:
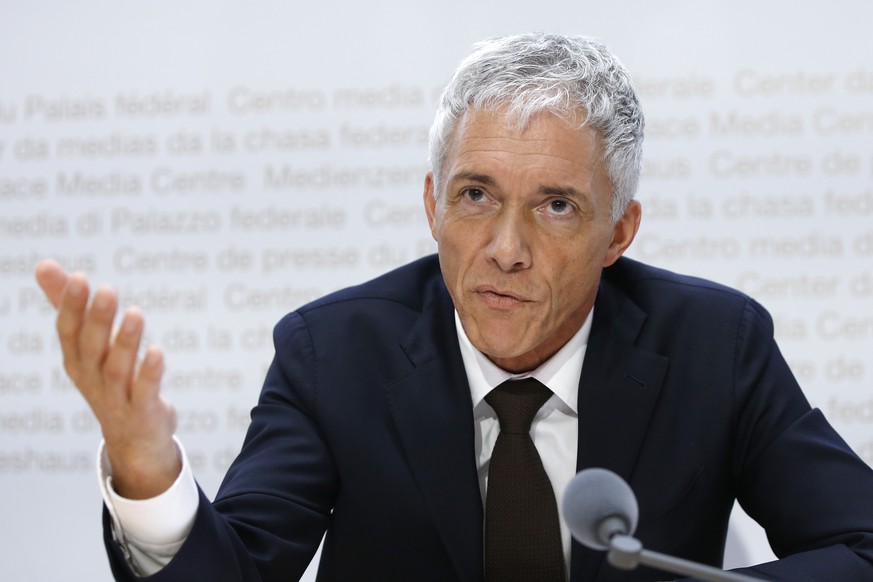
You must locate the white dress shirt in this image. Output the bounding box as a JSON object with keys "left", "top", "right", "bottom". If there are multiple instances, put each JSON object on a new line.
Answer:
{"left": 100, "top": 308, "right": 593, "bottom": 576}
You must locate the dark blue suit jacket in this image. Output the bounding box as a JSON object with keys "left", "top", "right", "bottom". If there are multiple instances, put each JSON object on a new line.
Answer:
{"left": 106, "top": 255, "right": 873, "bottom": 580}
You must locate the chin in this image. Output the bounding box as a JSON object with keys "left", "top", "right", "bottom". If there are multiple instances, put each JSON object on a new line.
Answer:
{"left": 464, "top": 313, "right": 536, "bottom": 350}
{"left": 475, "top": 336, "right": 532, "bottom": 361}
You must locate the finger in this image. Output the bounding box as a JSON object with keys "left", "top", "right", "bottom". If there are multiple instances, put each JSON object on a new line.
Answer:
{"left": 131, "top": 346, "right": 165, "bottom": 408}
{"left": 78, "top": 285, "right": 119, "bottom": 379}
{"left": 159, "top": 395, "right": 179, "bottom": 439}
{"left": 102, "top": 307, "right": 145, "bottom": 401}
{"left": 34, "top": 259, "right": 70, "bottom": 309}
{"left": 55, "top": 272, "right": 91, "bottom": 379}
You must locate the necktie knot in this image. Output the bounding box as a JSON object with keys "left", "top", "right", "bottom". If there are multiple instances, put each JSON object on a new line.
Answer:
{"left": 485, "top": 377, "right": 553, "bottom": 434}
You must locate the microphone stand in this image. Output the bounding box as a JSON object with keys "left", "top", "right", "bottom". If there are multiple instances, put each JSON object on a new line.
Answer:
{"left": 608, "top": 535, "right": 762, "bottom": 582}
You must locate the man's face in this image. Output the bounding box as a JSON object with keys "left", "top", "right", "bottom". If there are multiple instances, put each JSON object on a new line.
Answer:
{"left": 424, "top": 108, "right": 640, "bottom": 372}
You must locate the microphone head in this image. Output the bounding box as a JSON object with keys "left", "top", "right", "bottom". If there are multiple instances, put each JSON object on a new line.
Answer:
{"left": 561, "top": 468, "right": 639, "bottom": 550}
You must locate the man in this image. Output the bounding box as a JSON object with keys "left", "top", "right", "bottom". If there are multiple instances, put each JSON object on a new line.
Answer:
{"left": 36, "top": 33, "right": 873, "bottom": 581}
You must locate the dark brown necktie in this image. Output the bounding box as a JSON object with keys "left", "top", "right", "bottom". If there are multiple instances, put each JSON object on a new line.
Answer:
{"left": 484, "top": 378, "right": 565, "bottom": 582}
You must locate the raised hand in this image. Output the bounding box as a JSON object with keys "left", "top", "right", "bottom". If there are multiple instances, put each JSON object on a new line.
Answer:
{"left": 35, "top": 259, "right": 181, "bottom": 499}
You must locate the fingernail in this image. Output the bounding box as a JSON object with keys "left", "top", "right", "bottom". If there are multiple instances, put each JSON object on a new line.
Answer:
{"left": 143, "top": 348, "right": 161, "bottom": 368}
{"left": 121, "top": 316, "right": 138, "bottom": 334}
{"left": 93, "top": 293, "right": 111, "bottom": 310}
{"left": 67, "top": 279, "right": 86, "bottom": 298}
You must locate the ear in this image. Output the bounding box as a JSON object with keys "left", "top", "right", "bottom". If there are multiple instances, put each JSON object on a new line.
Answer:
{"left": 603, "top": 200, "right": 641, "bottom": 267}
{"left": 423, "top": 172, "right": 439, "bottom": 241}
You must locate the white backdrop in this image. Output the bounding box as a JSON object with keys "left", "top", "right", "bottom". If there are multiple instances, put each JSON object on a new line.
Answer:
{"left": 2, "top": 1, "right": 872, "bottom": 579}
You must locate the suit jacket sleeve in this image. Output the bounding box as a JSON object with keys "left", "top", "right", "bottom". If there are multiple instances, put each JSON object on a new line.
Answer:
{"left": 726, "top": 298, "right": 873, "bottom": 580}
{"left": 102, "top": 256, "right": 480, "bottom": 581}
{"left": 104, "top": 310, "right": 337, "bottom": 581}
{"left": 582, "top": 261, "right": 873, "bottom": 582}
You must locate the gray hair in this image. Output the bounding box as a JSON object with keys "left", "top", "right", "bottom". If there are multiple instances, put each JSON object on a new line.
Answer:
{"left": 427, "top": 32, "right": 644, "bottom": 222}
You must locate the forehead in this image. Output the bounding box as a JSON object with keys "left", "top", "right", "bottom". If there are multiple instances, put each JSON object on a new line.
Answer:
{"left": 443, "top": 107, "right": 605, "bottom": 183}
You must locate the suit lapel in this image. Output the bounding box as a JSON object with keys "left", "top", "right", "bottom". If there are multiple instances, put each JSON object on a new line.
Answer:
{"left": 571, "top": 275, "right": 669, "bottom": 582}
{"left": 384, "top": 282, "right": 484, "bottom": 582}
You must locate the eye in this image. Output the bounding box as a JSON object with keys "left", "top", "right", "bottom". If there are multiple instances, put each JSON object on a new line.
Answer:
{"left": 545, "top": 198, "right": 574, "bottom": 216}
{"left": 462, "top": 187, "right": 487, "bottom": 203}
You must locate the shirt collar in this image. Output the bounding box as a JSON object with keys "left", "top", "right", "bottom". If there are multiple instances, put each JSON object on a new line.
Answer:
{"left": 455, "top": 309, "right": 592, "bottom": 415}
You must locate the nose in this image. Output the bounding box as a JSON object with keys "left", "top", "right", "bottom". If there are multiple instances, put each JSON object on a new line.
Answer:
{"left": 485, "top": 207, "right": 531, "bottom": 272}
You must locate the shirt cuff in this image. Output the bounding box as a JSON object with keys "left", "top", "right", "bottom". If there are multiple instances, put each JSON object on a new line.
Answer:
{"left": 97, "top": 436, "right": 199, "bottom": 572}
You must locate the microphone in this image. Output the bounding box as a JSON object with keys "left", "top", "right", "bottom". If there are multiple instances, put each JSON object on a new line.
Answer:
{"left": 561, "top": 468, "right": 762, "bottom": 582}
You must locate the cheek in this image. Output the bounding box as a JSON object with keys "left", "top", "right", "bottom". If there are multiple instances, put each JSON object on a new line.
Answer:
{"left": 436, "top": 226, "right": 473, "bottom": 281}
{"left": 438, "top": 219, "right": 480, "bottom": 258}
{"left": 545, "top": 252, "right": 602, "bottom": 303}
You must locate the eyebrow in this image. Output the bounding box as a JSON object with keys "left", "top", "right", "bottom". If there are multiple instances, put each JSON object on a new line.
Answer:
{"left": 450, "top": 171, "right": 585, "bottom": 199}
{"left": 449, "top": 171, "right": 496, "bottom": 187}
{"left": 448, "top": 170, "right": 593, "bottom": 209}
{"left": 539, "top": 185, "right": 586, "bottom": 201}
